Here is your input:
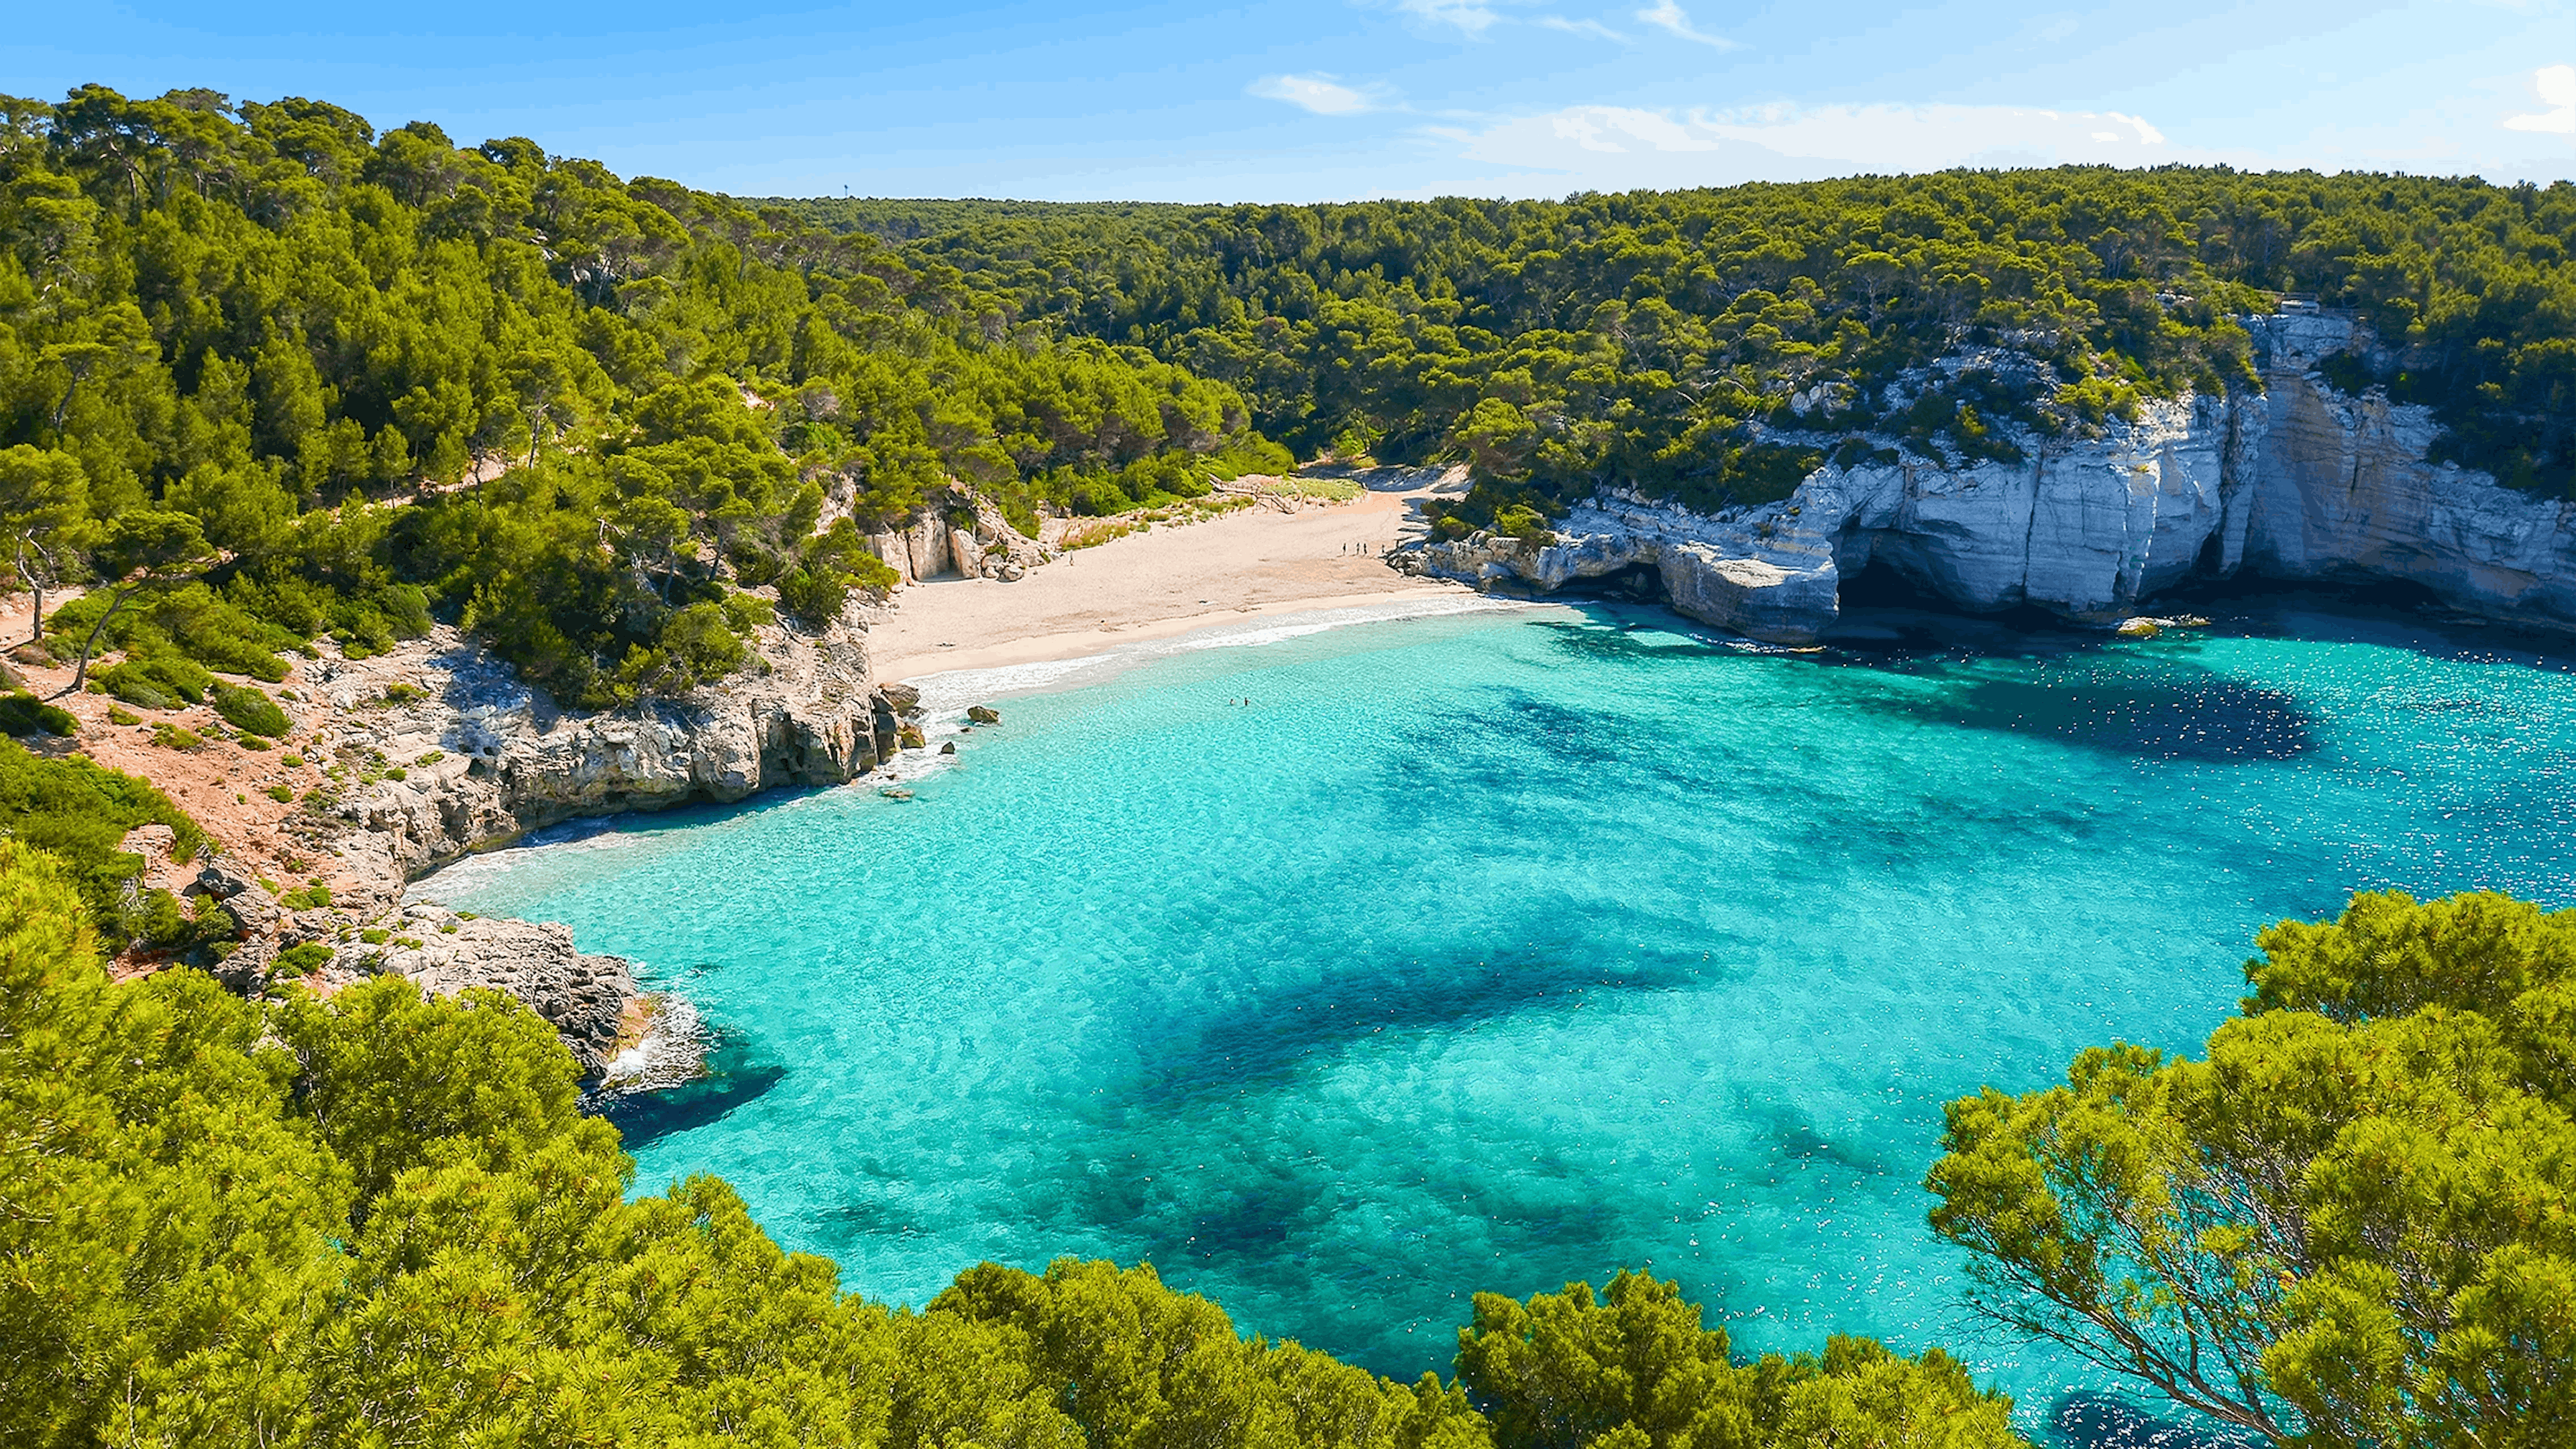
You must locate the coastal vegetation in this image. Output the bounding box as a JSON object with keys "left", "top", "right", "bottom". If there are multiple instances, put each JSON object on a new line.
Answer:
{"left": 0, "top": 87, "right": 1280, "bottom": 710}
{"left": 795, "top": 172, "right": 2576, "bottom": 523}
{"left": 1929, "top": 890, "right": 2576, "bottom": 1447}
{"left": 5, "top": 801, "right": 2566, "bottom": 1443}
{"left": 1, "top": 79, "right": 2570, "bottom": 1447}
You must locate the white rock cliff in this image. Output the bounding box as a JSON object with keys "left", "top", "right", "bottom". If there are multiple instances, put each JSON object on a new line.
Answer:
{"left": 1411, "top": 315, "right": 2576, "bottom": 642}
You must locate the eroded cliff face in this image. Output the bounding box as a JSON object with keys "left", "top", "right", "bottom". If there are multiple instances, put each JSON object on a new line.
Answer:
{"left": 866, "top": 494, "right": 1055, "bottom": 584}
{"left": 299, "top": 613, "right": 908, "bottom": 887}
{"left": 1411, "top": 315, "right": 2576, "bottom": 642}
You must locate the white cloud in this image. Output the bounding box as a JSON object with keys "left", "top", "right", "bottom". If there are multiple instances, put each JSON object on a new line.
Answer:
{"left": 1397, "top": 0, "right": 1503, "bottom": 36}
{"left": 1440, "top": 101, "right": 2179, "bottom": 193}
{"left": 2504, "top": 63, "right": 2576, "bottom": 133}
{"left": 1250, "top": 74, "right": 1375, "bottom": 116}
{"left": 1634, "top": 2, "right": 1735, "bottom": 48}
{"left": 2106, "top": 111, "right": 2165, "bottom": 144}
{"left": 1539, "top": 15, "right": 1627, "bottom": 41}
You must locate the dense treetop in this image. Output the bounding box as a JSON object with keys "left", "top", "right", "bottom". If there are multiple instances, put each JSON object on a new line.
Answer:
{"left": 1930, "top": 890, "right": 2576, "bottom": 1447}
{"left": 788, "top": 170, "right": 2576, "bottom": 512}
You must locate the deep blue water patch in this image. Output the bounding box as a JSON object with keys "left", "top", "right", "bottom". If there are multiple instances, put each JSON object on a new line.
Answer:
{"left": 434, "top": 600, "right": 2576, "bottom": 1442}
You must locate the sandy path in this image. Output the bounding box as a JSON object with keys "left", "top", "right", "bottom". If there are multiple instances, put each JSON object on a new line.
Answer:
{"left": 871, "top": 474, "right": 1474, "bottom": 680}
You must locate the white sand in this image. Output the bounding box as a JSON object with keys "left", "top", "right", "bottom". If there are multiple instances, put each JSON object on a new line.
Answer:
{"left": 871, "top": 476, "right": 1474, "bottom": 681}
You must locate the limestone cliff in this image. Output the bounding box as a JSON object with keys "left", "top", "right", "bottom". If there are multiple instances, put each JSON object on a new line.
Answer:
{"left": 1407, "top": 315, "right": 2576, "bottom": 642}
{"left": 865, "top": 494, "right": 1055, "bottom": 584}
{"left": 290, "top": 613, "right": 908, "bottom": 889}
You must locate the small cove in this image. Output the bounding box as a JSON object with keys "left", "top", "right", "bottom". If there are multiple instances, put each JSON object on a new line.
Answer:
{"left": 431, "top": 596, "right": 2576, "bottom": 1445}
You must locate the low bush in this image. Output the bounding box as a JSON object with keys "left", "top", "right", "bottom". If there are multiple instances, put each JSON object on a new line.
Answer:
{"left": 0, "top": 739, "right": 204, "bottom": 949}
{"left": 211, "top": 684, "right": 292, "bottom": 737}
{"left": 0, "top": 693, "right": 77, "bottom": 738}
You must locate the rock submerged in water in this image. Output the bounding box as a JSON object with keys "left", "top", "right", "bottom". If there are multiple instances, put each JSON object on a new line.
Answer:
{"left": 967, "top": 705, "right": 1001, "bottom": 724}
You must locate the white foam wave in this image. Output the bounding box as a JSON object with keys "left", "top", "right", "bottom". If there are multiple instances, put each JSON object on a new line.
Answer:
{"left": 596, "top": 991, "right": 711, "bottom": 1096}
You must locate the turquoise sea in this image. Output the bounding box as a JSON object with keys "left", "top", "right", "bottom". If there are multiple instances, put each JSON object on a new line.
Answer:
{"left": 432, "top": 596, "right": 2576, "bottom": 1445}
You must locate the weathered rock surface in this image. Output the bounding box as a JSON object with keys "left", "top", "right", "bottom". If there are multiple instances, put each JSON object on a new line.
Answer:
{"left": 324, "top": 900, "right": 644, "bottom": 1076}
{"left": 303, "top": 610, "right": 911, "bottom": 883}
{"left": 1409, "top": 314, "right": 2576, "bottom": 642}
{"left": 867, "top": 494, "right": 1053, "bottom": 584}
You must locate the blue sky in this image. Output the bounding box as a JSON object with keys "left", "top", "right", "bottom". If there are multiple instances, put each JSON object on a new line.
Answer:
{"left": 11, "top": 1, "right": 2573, "bottom": 200}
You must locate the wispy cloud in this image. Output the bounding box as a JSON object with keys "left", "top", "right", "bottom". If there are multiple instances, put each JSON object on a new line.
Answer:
{"left": 2504, "top": 63, "right": 2575, "bottom": 133}
{"left": 1397, "top": 0, "right": 1503, "bottom": 37}
{"left": 1437, "top": 101, "right": 2180, "bottom": 193}
{"left": 1634, "top": 2, "right": 1735, "bottom": 48}
{"left": 1539, "top": 15, "right": 1628, "bottom": 42}
{"left": 1250, "top": 73, "right": 1376, "bottom": 116}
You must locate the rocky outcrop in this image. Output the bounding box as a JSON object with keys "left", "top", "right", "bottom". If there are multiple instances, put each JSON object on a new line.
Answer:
{"left": 867, "top": 495, "right": 1053, "bottom": 584}
{"left": 300, "top": 612, "right": 913, "bottom": 885}
{"left": 1409, "top": 314, "right": 2576, "bottom": 642}
{"left": 225, "top": 613, "right": 927, "bottom": 1078}
{"left": 323, "top": 900, "right": 644, "bottom": 1076}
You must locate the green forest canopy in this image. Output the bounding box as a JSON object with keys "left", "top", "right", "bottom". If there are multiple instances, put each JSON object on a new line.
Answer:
{"left": 783, "top": 172, "right": 2576, "bottom": 513}
{"left": 0, "top": 87, "right": 1283, "bottom": 711}
{"left": 1928, "top": 890, "right": 2576, "bottom": 1448}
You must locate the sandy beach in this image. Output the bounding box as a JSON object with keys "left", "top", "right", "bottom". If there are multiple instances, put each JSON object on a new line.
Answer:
{"left": 869, "top": 472, "right": 1477, "bottom": 680}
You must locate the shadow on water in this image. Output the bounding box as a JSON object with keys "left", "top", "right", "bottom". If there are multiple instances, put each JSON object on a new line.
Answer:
{"left": 2050, "top": 1393, "right": 2268, "bottom": 1449}
{"left": 1736, "top": 1085, "right": 1890, "bottom": 1176}
{"left": 1913, "top": 671, "right": 2316, "bottom": 763}
{"left": 1126, "top": 946, "right": 1715, "bottom": 1109}
{"left": 602, "top": 1025, "right": 785, "bottom": 1151}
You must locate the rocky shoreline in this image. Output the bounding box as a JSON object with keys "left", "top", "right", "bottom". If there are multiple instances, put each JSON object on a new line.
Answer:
{"left": 160, "top": 606, "right": 926, "bottom": 1081}
{"left": 1401, "top": 314, "right": 2576, "bottom": 643}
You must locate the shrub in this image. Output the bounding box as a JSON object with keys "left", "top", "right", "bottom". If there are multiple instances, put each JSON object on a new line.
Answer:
{"left": 775, "top": 567, "right": 848, "bottom": 625}
{"left": 264, "top": 784, "right": 294, "bottom": 802}
{"left": 273, "top": 942, "right": 333, "bottom": 977}
{"left": 278, "top": 883, "right": 333, "bottom": 911}
{"left": 0, "top": 740, "right": 204, "bottom": 949}
{"left": 97, "top": 653, "right": 213, "bottom": 706}
{"left": 94, "top": 672, "right": 172, "bottom": 710}
{"left": 150, "top": 722, "right": 206, "bottom": 751}
{"left": 106, "top": 706, "right": 140, "bottom": 727}
{"left": 211, "top": 684, "right": 292, "bottom": 737}
{"left": 0, "top": 693, "right": 78, "bottom": 738}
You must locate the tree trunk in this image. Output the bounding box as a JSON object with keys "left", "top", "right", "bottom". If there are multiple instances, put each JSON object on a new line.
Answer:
{"left": 64, "top": 584, "right": 138, "bottom": 695}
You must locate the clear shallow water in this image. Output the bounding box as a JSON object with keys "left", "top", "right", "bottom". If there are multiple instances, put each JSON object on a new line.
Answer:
{"left": 434, "top": 600, "right": 2576, "bottom": 1443}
